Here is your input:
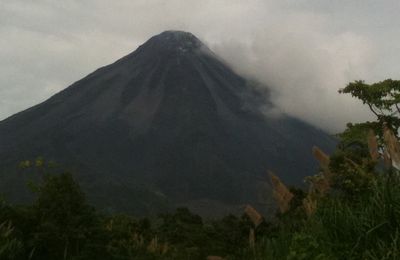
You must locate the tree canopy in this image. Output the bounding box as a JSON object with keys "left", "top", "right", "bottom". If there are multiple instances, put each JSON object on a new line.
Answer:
{"left": 339, "top": 79, "right": 400, "bottom": 131}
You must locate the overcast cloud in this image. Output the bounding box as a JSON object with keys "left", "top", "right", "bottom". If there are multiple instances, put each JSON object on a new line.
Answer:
{"left": 1, "top": 0, "right": 400, "bottom": 132}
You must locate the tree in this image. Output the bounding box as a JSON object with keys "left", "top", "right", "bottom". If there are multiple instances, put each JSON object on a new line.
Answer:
{"left": 339, "top": 79, "right": 400, "bottom": 135}
{"left": 321, "top": 79, "right": 400, "bottom": 198}
{"left": 30, "top": 173, "right": 106, "bottom": 259}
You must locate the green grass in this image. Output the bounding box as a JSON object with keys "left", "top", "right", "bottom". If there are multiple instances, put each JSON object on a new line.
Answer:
{"left": 236, "top": 172, "right": 400, "bottom": 260}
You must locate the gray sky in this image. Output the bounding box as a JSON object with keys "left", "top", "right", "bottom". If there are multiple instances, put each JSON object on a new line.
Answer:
{"left": 1, "top": 0, "right": 399, "bottom": 133}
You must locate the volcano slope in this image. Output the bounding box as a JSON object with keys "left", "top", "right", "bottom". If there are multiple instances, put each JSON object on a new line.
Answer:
{"left": 0, "top": 31, "right": 335, "bottom": 216}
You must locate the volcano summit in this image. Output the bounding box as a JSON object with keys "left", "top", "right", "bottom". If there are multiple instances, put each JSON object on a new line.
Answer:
{"left": 0, "top": 31, "right": 334, "bottom": 216}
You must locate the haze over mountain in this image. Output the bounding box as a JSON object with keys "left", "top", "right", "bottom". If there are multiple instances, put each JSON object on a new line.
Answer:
{"left": 0, "top": 31, "right": 335, "bottom": 216}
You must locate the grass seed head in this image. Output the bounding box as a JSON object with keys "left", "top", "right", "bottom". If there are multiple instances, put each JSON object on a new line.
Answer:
{"left": 269, "top": 171, "right": 294, "bottom": 213}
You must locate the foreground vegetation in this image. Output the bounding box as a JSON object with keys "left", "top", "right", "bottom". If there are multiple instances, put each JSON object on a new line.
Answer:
{"left": 2, "top": 79, "right": 400, "bottom": 259}
{"left": 3, "top": 151, "right": 400, "bottom": 259}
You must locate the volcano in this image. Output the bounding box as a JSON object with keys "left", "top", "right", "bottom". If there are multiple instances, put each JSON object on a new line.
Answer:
{"left": 0, "top": 31, "right": 335, "bottom": 216}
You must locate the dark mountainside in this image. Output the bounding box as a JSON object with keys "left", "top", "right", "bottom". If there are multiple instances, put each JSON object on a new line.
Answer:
{"left": 0, "top": 31, "right": 335, "bottom": 216}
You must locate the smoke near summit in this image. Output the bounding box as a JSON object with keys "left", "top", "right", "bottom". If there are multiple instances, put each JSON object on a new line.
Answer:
{"left": 1, "top": 1, "right": 400, "bottom": 132}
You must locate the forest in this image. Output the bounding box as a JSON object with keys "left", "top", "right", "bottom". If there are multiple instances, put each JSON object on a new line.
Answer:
{"left": 2, "top": 79, "right": 400, "bottom": 259}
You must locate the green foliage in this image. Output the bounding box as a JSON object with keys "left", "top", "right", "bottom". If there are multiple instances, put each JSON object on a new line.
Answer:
{"left": 0, "top": 172, "right": 110, "bottom": 260}
{"left": 338, "top": 79, "right": 400, "bottom": 155}
{"left": 329, "top": 150, "right": 376, "bottom": 199}
{"left": 105, "top": 214, "right": 156, "bottom": 259}
{"left": 0, "top": 221, "right": 24, "bottom": 259}
{"left": 339, "top": 79, "right": 400, "bottom": 130}
{"left": 286, "top": 233, "right": 332, "bottom": 260}
{"left": 4, "top": 156, "right": 400, "bottom": 259}
{"left": 29, "top": 173, "right": 106, "bottom": 259}
{"left": 235, "top": 173, "right": 400, "bottom": 259}
{"left": 337, "top": 122, "right": 378, "bottom": 150}
{"left": 328, "top": 116, "right": 378, "bottom": 200}
{"left": 1, "top": 171, "right": 256, "bottom": 259}
{"left": 316, "top": 173, "right": 400, "bottom": 258}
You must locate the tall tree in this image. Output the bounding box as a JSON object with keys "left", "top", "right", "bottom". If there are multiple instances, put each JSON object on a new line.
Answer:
{"left": 339, "top": 79, "right": 400, "bottom": 136}
{"left": 30, "top": 173, "right": 105, "bottom": 259}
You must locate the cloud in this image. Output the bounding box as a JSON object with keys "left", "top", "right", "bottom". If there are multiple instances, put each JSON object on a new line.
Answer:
{"left": 1, "top": 0, "right": 399, "bottom": 132}
{"left": 210, "top": 22, "right": 377, "bottom": 132}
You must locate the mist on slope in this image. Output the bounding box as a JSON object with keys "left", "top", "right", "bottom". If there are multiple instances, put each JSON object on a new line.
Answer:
{"left": 2, "top": 0, "right": 398, "bottom": 132}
